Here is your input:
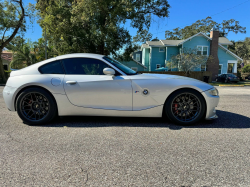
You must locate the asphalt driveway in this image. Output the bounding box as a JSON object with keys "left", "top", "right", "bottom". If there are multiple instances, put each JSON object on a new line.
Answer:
{"left": 0, "top": 86, "right": 250, "bottom": 186}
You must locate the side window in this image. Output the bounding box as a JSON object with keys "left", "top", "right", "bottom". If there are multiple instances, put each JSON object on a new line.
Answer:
{"left": 62, "top": 58, "right": 111, "bottom": 75}
{"left": 39, "top": 60, "right": 64, "bottom": 74}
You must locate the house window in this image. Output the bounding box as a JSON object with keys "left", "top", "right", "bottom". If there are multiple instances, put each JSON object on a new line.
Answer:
{"left": 131, "top": 67, "right": 138, "bottom": 72}
{"left": 197, "top": 46, "right": 208, "bottom": 56}
{"left": 3, "top": 64, "right": 8, "bottom": 71}
{"left": 218, "top": 64, "right": 222, "bottom": 74}
{"left": 159, "top": 48, "right": 165, "bottom": 52}
{"left": 135, "top": 54, "right": 140, "bottom": 61}
{"left": 227, "top": 63, "right": 234, "bottom": 73}
{"left": 156, "top": 64, "right": 161, "bottom": 69}
{"left": 201, "top": 65, "right": 206, "bottom": 72}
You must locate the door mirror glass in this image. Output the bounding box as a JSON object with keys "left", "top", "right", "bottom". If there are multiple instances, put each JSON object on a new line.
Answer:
{"left": 103, "top": 68, "right": 115, "bottom": 75}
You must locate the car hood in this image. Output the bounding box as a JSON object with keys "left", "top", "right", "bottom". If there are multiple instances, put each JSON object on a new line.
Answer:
{"left": 130, "top": 73, "right": 214, "bottom": 92}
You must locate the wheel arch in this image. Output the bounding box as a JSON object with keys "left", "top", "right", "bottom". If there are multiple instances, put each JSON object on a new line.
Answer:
{"left": 162, "top": 87, "right": 207, "bottom": 118}
{"left": 14, "top": 85, "right": 58, "bottom": 113}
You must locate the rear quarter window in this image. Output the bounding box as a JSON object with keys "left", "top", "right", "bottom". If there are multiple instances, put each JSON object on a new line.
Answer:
{"left": 39, "top": 60, "right": 65, "bottom": 74}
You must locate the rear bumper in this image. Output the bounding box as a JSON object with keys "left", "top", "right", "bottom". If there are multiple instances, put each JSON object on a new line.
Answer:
{"left": 201, "top": 90, "right": 220, "bottom": 120}
{"left": 2, "top": 86, "right": 17, "bottom": 111}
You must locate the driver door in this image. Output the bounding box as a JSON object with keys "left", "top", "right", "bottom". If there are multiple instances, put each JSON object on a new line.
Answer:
{"left": 62, "top": 57, "right": 132, "bottom": 110}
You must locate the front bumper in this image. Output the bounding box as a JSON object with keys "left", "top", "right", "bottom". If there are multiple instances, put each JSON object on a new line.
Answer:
{"left": 201, "top": 90, "right": 220, "bottom": 120}
{"left": 2, "top": 86, "right": 17, "bottom": 111}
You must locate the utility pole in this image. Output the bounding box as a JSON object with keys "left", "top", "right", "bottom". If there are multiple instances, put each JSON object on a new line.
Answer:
{"left": 45, "top": 25, "right": 47, "bottom": 60}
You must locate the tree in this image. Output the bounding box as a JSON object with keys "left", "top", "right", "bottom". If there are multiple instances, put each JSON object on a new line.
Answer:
{"left": 0, "top": 0, "right": 26, "bottom": 82}
{"left": 229, "top": 37, "right": 250, "bottom": 63}
{"left": 114, "top": 44, "right": 140, "bottom": 62}
{"left": 133, "top": 29, "right": 153, "bottom": 45}
{"left": 36, "top": 0, "right": 170, "bottom": 56}
{"left": 165, "top": 17, "right": 246, "bottom": 40}
{"left": 167, "top": 47, "right": 213, "bottom": 75}
{"left": 7, "top": 36, "right": 58, "bottom": 69}
{"left": 33, "top": 38, "right": 58, "bottom": 61}
{"left": 242, "top": 64, "right": 250, "bottom": 73}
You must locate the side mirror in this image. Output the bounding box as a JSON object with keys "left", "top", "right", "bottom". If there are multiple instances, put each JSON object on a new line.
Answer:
{"left": 103, "top": 68, "right": 115, "bottom": 76}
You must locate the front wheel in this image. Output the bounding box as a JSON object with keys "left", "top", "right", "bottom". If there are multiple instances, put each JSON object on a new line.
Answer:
{"left": 16, "top": 88, "right": 57, "bottom": 125}
{"left": 164, "top": 89, "right": 206, "bottom": 125}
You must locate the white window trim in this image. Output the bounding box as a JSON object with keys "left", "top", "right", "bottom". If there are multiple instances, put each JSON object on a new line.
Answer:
{"left": 135, "top": 54, "right": 140, "bottom": 61}
{"left": 200, "top": 64, "right": 207, "bottom": 72}
{"left": 159, "top": 47, "right": 165, "bottom": 52}
{"left": 131, "top": 67, "right": 138, "bottom": 72}
{"left": 218, "top": 64, "right": 223, "bottom": 75}
{"left": 197, "top": 45, "right": 209, "bottom": 56}
{"left": 156, "top": 64, "right": 161, "bottom": 69}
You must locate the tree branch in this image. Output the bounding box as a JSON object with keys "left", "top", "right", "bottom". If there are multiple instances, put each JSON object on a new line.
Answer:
{"left": 1, "top": 28, "right": 8, "bottom": 43}
{"left": 0, "top": 0, "right": 25, "bottom": 49}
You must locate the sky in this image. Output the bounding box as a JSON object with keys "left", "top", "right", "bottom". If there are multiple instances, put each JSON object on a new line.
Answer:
{"left": 23, "top": 0, "right": 250, "bottom": 43}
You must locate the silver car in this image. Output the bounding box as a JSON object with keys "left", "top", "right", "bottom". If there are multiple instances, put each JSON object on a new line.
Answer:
{"left": 3, "top": 53, "right": 219, "bottom": 125}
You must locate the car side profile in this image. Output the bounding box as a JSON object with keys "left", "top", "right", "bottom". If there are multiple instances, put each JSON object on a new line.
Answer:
{"left": 216, "top": 74, "right": 239, "bottom": 83}
{"left": 3, "top": 53, "right": 219, "bottom": 126}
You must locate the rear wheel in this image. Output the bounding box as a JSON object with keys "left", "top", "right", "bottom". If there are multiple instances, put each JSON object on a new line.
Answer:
{"left": 16, "top": 88, "right": 57, "bottom": 125}
{"left": 164, "top": 89, "right": 206, "bottom": 125}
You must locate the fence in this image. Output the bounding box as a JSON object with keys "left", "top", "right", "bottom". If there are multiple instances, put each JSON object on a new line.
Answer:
{"left": 138, "top": 71, "right": 213, "bottom": 83}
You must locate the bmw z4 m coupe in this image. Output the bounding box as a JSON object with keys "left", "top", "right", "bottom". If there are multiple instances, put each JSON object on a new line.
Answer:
{"left": 3, "top": 53, "right": 219, "bottom": 125}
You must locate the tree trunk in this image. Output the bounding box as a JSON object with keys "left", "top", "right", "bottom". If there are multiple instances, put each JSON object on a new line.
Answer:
{"left": 98, "top": 42, "right": 105, "bottom": 55}
{"left": 0, "top": 54, "right": 7, "bottom": 83}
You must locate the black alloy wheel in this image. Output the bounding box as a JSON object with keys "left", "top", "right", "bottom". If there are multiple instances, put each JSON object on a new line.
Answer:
{"left": 164, "top": 89, "right": 206, "bottom": 125}
{"left": 16, "top": 88, "right": 57, "bottom": 125}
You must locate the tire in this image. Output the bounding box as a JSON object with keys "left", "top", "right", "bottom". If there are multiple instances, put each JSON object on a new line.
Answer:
{"left": 215, "top": 78, "right": 218, "bottom": 82}
{"left": 164, "top": 89, "right": 206, "bottom": 126}
{"left": 225, "top": 79, "right": 228, "bottom": 83}
{"left": 16, "top": 87, "right": 57, "bottom": 125}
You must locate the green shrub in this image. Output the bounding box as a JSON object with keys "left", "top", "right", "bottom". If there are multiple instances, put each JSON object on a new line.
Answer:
{"left": 242, "top": 64, "right": 250, "bottom": 73}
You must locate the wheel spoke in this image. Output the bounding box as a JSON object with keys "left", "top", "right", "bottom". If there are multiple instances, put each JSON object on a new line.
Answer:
{"left": 20, "top": 92, "right": 50, "bottom": 121}
{"left": 171, "top": 92, "right": 201, "bottom": 122}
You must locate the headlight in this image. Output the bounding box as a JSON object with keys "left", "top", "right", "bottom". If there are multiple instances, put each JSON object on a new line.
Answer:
{"left": 208, "top": 87, "right": 219, "bottom": 96}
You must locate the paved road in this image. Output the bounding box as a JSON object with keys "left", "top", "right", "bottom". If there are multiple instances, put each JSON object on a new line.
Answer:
{"left": 0, "top": 86, "right": 250, "bottom": 186}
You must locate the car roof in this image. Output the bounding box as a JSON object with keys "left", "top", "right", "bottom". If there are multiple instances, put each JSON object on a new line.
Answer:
{"left": 56, "top": 53, "right": 105, "bottom": 60}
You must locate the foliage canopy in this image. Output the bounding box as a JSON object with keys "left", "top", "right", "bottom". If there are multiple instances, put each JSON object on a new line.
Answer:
{"left": 165, "top": 17, "right": 246, "bottom": 40}
{"left": 167, "top": 47, "right": 214, "bottom": 75}
{"left": 36, "top": 0, "right": 170, "bottom": 56}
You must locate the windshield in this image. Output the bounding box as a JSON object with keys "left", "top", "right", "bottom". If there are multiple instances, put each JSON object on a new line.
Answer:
{"left": 103, "top": 56, "right": 137, "bottom": 75}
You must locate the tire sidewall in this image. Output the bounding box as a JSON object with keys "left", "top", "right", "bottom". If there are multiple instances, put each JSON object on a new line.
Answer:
{"left": 164, "top": 89, "right": 206, "bottom": 126}
{"left": 16, "top": 88, "right": 57, "bottom": 125}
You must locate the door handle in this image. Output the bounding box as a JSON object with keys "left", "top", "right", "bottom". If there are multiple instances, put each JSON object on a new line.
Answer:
{"left": 66, "top": 81, "right": 77, "bottom": 85}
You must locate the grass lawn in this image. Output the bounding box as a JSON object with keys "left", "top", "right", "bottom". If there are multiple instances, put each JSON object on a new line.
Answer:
{"left": 209, "top": 80, "right": 250, "bottom": 86}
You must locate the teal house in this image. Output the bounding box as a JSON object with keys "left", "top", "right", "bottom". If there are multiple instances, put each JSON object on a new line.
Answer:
{"left": 136, "top": 28, "right": 243, "bottom": 80}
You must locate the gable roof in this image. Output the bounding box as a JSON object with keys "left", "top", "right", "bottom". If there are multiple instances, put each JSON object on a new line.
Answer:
{"left": 131, "top": 59, "right": 147, "bottom": 69}
{"left": 160, "top": 40, "right": 184, "bottom": 46}
{"left": 218, "top": 44, "right": 243, "bottom": 61}
{"left": 218, "top": 37, "right": 233, "bottom": 45}
{"left": 146, "top": 41, "right": 163, "bottom": 46}
{"left": 142, "top": 32, "right": 234, "bottom": 48}
{"left": 178, "top": 32, "right": 212, "bottom": 45}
